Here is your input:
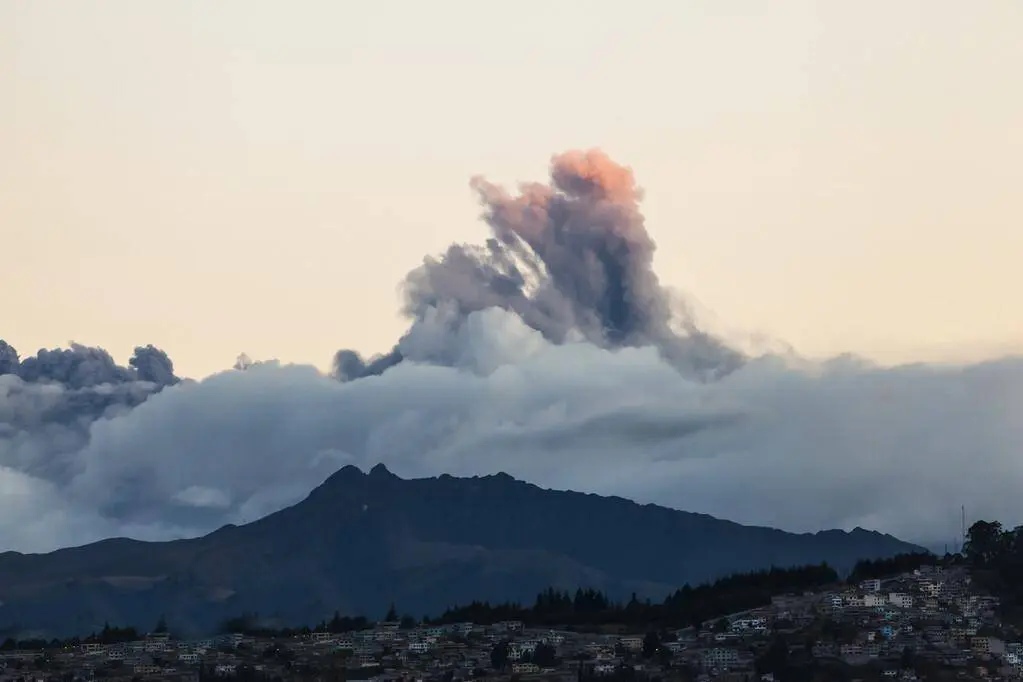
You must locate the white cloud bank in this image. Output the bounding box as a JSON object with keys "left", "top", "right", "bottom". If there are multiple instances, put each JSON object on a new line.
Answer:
{"left": 2, "top": 307, "right": 1021, "bottom": 554}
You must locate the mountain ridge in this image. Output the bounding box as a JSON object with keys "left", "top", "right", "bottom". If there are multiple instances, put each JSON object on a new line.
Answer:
{"left": 0, "top": 464, "right": 924, "bottom": 637}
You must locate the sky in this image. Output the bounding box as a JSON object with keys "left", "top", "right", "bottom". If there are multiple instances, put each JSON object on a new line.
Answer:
{"left": 1, "top": 2, "right": 1022, "bottom": 556}
{"left": 2, "top": 0, "right": 1021, "bottom": 380}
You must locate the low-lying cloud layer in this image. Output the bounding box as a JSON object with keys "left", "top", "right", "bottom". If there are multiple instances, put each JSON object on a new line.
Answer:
{"left": 2, "top": 150, "right": 1021, "bottom": 553}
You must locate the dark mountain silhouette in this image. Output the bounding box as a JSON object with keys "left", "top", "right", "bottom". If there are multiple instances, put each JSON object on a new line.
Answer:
{"left": 0, "top": 465, "right": 922, "bottom": 637}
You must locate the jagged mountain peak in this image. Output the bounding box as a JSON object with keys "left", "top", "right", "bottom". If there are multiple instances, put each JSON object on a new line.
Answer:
{"left": 369, "top": 462, "right": 395, "bottom": 477}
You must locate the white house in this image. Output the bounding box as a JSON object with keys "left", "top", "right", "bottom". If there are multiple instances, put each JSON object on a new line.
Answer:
{"left": 863, "top": 594, "right": 886, "bottom": 607}
{"left": 888, "top": 593, "right": 913, "bottom": 609}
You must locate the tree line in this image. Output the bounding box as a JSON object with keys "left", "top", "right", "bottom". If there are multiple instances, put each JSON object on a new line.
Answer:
{"left": 845, "top": 551, "right": 938, "bottom": 584}
{"left": 201, "top": 563, "right": 844, "bottom": 637}
{"left": 7, "top": 551, "right": 963, "bottom": 650}
{"left": 425, "top": 563, "right": 839, "bottom": 630}
{"left": 1, "top": 622, "right": 146, "bottom": 651}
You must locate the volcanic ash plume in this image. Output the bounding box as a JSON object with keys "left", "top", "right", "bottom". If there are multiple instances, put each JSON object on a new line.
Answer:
{"left": 333, "top": 149, "right": 744, "bottom": 382}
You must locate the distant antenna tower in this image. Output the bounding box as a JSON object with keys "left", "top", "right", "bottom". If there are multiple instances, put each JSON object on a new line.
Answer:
{"left": 961, "top": 505, "right": 967, "bottom": 548}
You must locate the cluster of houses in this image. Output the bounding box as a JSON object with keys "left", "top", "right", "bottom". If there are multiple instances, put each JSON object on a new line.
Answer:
{"left": 815, "top": 567, "right": 1006, "bottom": 662}
{"left": 1, "top": 565, "right": 1021, "bottom": 681}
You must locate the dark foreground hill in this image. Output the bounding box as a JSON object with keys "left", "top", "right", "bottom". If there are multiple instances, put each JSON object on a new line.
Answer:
{"left": 0, "top": 464, "right": 922, "bottom": 636}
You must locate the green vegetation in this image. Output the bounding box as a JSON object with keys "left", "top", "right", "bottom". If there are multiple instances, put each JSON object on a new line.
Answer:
{"left": 846, "top": 551, "right": 938, "bottom": 583}
{"left": 428, "top": 563, "right": 838, "bottom": 629}
{"left": 963, "top": 519, "right": 1023, "bottom": 619}
{"left": 0, "top": 622, "right": 141, "bottom": 651}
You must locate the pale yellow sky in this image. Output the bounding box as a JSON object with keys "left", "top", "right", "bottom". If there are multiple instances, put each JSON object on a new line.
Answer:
{"left": 2, "top": 0, "right": 1021, "bottom": 379}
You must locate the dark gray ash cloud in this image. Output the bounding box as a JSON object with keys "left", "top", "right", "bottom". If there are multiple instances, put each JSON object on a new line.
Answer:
{"left": 331, "top": 348, "right": 403, "bottom": 383}
{"left": 15, "top": 343, "right": 136, "bottom": 388}
{"left": 0, "top": 341, "right": 181, "bottom": 485}
{"left": 0, "top": 341, "right": 18, "bottom": 376}
{"left": 1, "top": 149, "right": 1021, "bottom": 554}
{"left": 129, "top": 345, "right": 179, "bottom": 386}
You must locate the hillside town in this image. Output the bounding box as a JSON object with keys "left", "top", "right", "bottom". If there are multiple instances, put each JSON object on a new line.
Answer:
{"left": 1, "top": 564, "right": 1020, "bottom": 682}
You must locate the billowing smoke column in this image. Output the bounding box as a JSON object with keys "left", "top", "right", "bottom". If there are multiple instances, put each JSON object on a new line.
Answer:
{"left": 333, "top": 150, "right": 743, "bottom": 382}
